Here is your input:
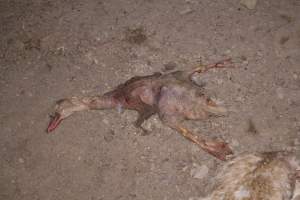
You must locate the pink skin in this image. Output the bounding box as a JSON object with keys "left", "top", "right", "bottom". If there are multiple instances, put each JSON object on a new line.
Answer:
{"left": 47, "top": 113, "right": 63, "bottom": 133}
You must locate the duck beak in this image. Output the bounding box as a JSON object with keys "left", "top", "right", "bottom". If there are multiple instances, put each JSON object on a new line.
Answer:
{"left": 47, "top": 113, "right": 63, "bottom": 133}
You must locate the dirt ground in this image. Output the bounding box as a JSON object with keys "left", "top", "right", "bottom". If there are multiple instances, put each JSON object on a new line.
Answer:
{"left": 1, "top": 0, "right": 300, "bottom": 199}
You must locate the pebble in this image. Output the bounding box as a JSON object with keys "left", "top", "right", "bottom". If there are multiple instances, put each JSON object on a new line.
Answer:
{"left": 216, "top": 79, "right": 223, "bottom": 85}
{"left": 102, "top": 118, "right": 109, "bottom": 125}
{"left": 180, "top": 7, "right": 193, "bottom": 15}
{"left": 293, "top": 73, "right": 298, "bottom": 80}
{"left": 182, "top": 166, "right": 189, "bottom": 172}
{"left": 18, "top": 158, "right": 24, "bottom": 163}
{"left": 163, "top": 62, "right": 177, "bottom": 71}
{"left": 276, "top": 87, "right": 284, "bottom": 99}
{"left": 27, "top": 92, "right": 33, "bottom": 97}
{"left": 190, "top": 163, "right": 209, "bottom": 179}
{"left": 236, "top": 96, "right": 244, "bottom": 102}
{"left": 242, "top": 60, "right": 249, "bottom": 66}
{"left": 144, "top": 122, "right": 152, "bottom": 132}
{"left": 225, "top": 49, "right": 231, "bottom": 55}
{"left": 240, "top": 0, "right": 258, "bottom": 9}
{"left": 231, "top": 139, "right": 240, "bottom": 147}
{"left": 285, "top": 146, "right": 293, "bottom": 151}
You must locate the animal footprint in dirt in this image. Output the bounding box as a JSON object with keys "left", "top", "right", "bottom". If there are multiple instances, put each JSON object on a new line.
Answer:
{"left": 47, "top": 59, "right": 234, "bottom": 160}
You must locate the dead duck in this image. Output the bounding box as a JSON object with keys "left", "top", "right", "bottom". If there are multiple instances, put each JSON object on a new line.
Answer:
{"left": 47, "top": 59, "right": 233, "bottom": 160}
{"left": 200, "top": 151, "right": 300, "bottom": 200}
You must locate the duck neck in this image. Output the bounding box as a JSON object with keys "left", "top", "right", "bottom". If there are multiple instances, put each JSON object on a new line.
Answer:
{"left": 82, "top": 95, "right": 117, "bottom": 110}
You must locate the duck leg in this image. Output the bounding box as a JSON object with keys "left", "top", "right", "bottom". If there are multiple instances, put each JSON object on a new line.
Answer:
{"left": 177, "top": 126, "right": 232, "bottom": 161}
{"left": 160, "top": 116, "right": 232, "bottom": 161}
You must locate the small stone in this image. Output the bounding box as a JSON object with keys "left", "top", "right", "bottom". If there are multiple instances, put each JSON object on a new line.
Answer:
{"left": 27, "top": 92, "right": 33, "bottom": 97}
{"left": 163, "top": 62, "right": 177, "bottom": 71}
{"left": 190, "top": 163, "right": 209, "bottom": 179}
{"left": 102, "top": 118, "right": 109, "bottom": 125}
{"left": 293, "top": 73, "right": 298, "bottom": 80}
{"left": 285, "top": 146, "right": 293, "bottom": 151}
{"left": 143, "top": 121, "right": 153, "bottom": 132}
{"left": 242, "top": 60, "right": 249, "bottom": 66}
{"left": 236, "top": 96, "right": 244, "bottom": 102}
{"left": 18, "top": 158, "right": 24, "bottom": 163}
{"left": 276, "top": 87, "right": 284, "bottom": 99}
{"left": 225, "top": 49, "right": 232, "bottom": 55}
{"left": 240, "top": 0, "right": 258, "bottom": 9}
{"left": 231, "top": 139, "right": 240, "bottom": 147}
{"left": 182, "top": 166, "right": 189, "bottom": 172}
{"left": 216, "top": 78, "right": 223, "bottom": 85}
{"left": 150, "top": 163, "right": 155, "bottom": 171}
{"left": 257, "top": 51, "right": 263, "bottom": 57}
{"left": 180, "top": 7, "right": 193, "bottom": 15}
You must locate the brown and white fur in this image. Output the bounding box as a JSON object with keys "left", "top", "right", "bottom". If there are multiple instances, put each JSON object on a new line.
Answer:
{"left": 201, "top": 151, "right": 300, "bottom": 200}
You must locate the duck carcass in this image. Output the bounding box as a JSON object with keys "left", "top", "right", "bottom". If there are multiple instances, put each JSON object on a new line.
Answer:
{"left": 47, "top": 59, "right": 234, "bottom": 160}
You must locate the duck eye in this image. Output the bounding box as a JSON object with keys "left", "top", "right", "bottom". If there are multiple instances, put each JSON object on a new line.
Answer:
{"left": 49, "top": 114, "right": 55, "bottom": 119}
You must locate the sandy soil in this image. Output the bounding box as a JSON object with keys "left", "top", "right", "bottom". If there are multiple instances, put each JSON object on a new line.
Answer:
{"left": 1, "top": 0, "right": 300, "bottom": 199}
